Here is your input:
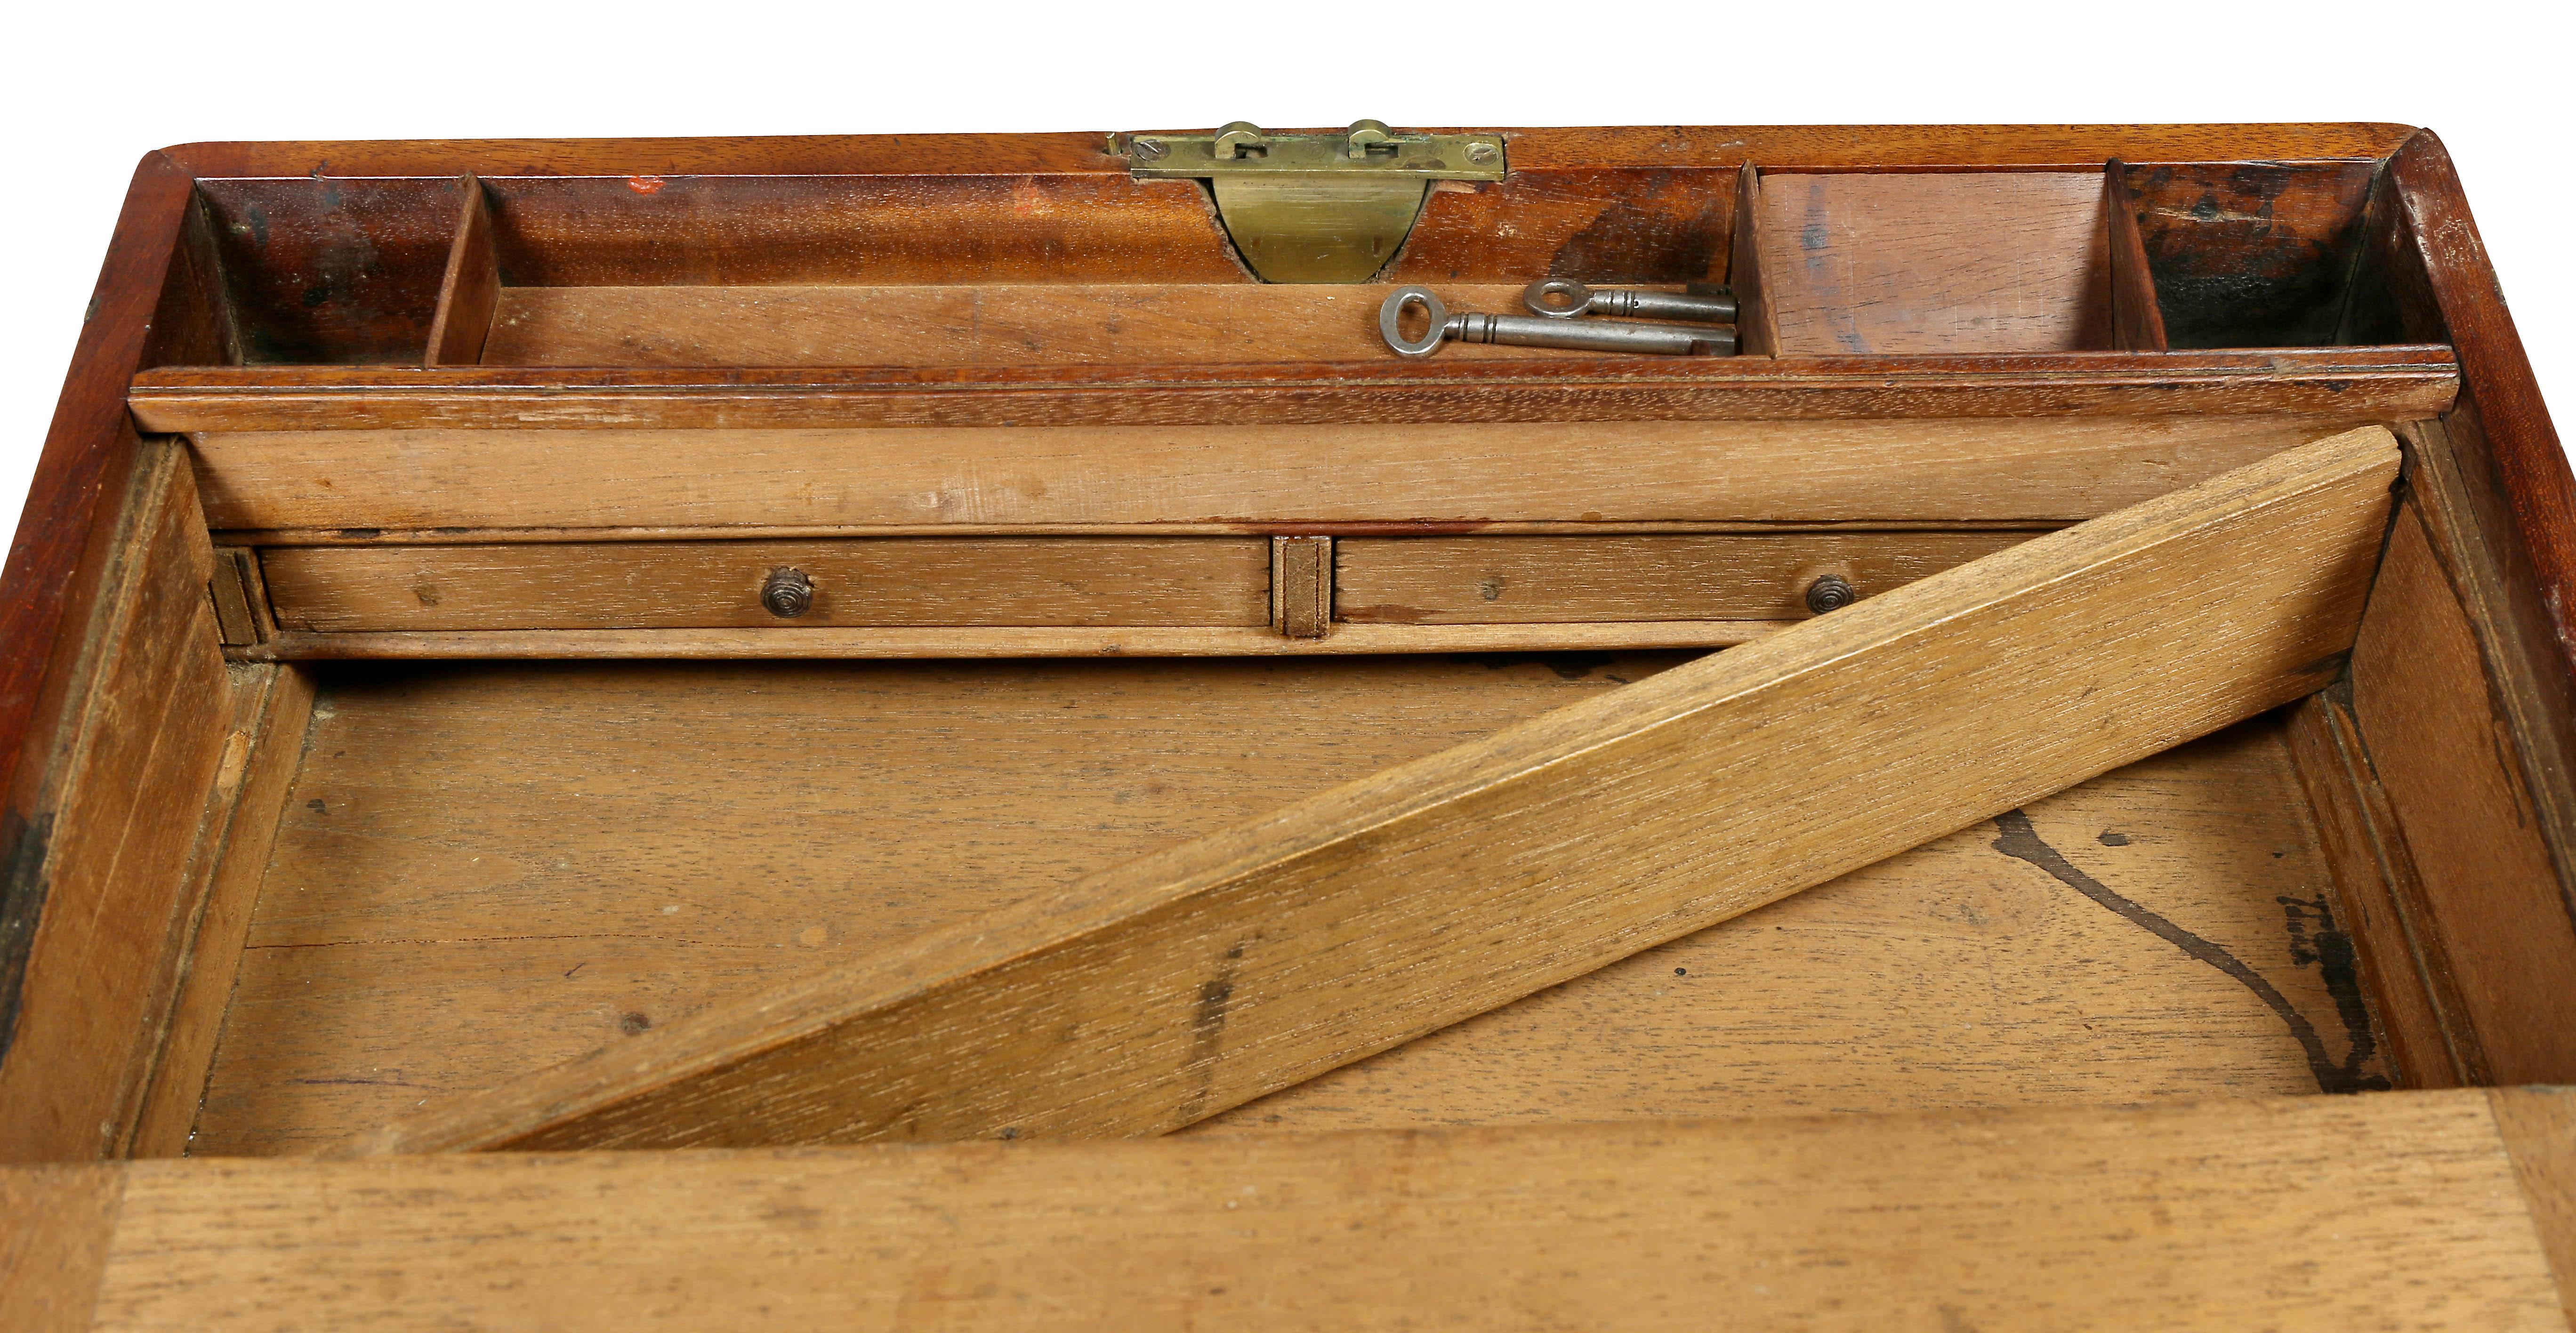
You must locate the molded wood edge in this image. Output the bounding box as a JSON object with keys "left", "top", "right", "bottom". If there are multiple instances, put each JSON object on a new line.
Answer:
{"left": 339, "top": 426, "right": 2400, "bottom": 1155}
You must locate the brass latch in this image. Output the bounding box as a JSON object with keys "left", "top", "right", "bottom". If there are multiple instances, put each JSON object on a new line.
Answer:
{"left": 1119, "top": 120, "right": 1508, "bottom": 283}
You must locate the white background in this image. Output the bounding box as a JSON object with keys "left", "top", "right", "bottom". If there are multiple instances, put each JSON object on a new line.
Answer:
{"left": 2, "top": 2, "right": 2565, "bottom": 562}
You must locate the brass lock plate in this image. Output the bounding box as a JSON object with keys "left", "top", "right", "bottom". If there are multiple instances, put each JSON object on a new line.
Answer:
{"left": 1119, "top": 120, "right": 1508, "bottom": 283}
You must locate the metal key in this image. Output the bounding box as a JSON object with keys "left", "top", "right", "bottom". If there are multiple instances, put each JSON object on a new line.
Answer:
{"left": 1380, "top": 287, "right": 1737, "bottom": 359}
{"left": 1522, "top": 278, "right": 1739, "bottom": 324}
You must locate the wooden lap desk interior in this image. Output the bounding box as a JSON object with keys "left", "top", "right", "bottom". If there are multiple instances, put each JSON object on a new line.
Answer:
{"left": 0, "top": 121, "right": 2571, "bottom": 1330}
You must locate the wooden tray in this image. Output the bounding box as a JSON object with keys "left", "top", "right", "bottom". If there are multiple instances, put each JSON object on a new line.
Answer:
{"left": 1, "top": 121, "right": 2570, "bottom": 1330}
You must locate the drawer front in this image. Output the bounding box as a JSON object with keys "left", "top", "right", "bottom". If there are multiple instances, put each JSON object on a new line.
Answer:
{"left": 1334, "top": 532, "right": 2032, "bottom": 625}
{"left": 260, "top": 538, "right": 1274, "bottom": 632}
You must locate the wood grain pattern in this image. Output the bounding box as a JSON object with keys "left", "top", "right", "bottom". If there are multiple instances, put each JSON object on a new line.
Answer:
{"left": 191, "top": 663, "right": 2382, "bottom": 1154}
{"left": 125, "top": 665, "right": 314, "bottom": 1157}
{"left": 258, "top": 538, "right": 1272, "bottom": 633}
{"left": 1335, "top": 532, "right": 2030, "bottom": 624}
{"left": 2350, "top": 505, "right": 2576, "bottom": 1083}
{"left": 1760, "top": 172, "right": 2113, "bottom": 354}
{"left": 2104, "top": 161, "right": 2170, "bottom": 352}
{"left": 188, "top": 415, "right": 2373, "bottom": 535}
{"left": 127, "top": 346, "right": 2461, "bottom": 433}
{"left": 419, "top": 177, "right": 498, "bottom": 369}
{"left": 482, "top": 284, "right": 1547, "bottom": 368}
{"left": 0, "top": 445, "right": 239, "bottom": 1161}
{"left": 47, "top": 1093, "right": 2576, "bottom": 1331}
{"left": 336, "top": 428, "right": 2398, "bottom": 1154}
{"left": 2492, "top": 1086, "right": 2576, "bottom": 1329}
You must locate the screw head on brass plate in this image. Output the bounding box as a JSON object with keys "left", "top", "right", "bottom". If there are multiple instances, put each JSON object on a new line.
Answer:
{"left": 1805, "top": 575, "right": 1856, "bottom": 615}
{"left": 762, "top": 568, "right": 815, "bottom": 618}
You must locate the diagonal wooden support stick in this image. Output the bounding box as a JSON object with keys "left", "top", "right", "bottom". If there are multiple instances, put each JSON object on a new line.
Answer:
{"left": 344, "top": 426, "right": 2400, "bottom": 1155}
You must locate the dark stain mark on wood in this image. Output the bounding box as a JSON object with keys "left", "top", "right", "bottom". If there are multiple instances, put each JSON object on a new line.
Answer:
{"left": 2098, "top": 831, "right": 2132, "bottom": 846}
{"left": 1991, "top": 810, "right": 2387, "bottom": 1093}
{"left": 0, "top": 810, "right": 55, "bottom": 1062}
{"left": 1176, "top": 939, "right": 1250, "bottom": 1125}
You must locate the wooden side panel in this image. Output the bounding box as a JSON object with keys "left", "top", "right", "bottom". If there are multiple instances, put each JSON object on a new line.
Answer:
{"left": 2349, "top": 505, "right": 2576, "bottom": 1083}
{"left": 482, "top": 284, "right": 1547, "bottom": 368}
{"left": 57, "top": 1095, "right": 2574, "bottom": 1331}
{"left": 1758, "top": 172, "right": 2113, "bottom": 354}
{"left": 258, "top": 539, "right": 1273, "bottom": 633}
{"left": 420, "top": 177, "right": 499, "bottom": 369}
{"left": 189, "top": 416, "right": 2367, "bottom": 535}
{"left": 348, "top": 428, "right": 2398, "bottom": 1154}
{"left": 1335, "top": 532, "right": 2029, "bottom": 624}
{"left": 0, "top": 447, "right": 238, "bottom": 1160}
{"left": 2492, "top": 1086, "right": 2576, "bottom": 1329}
{"left": 125, "top": 665, "right": 315, "bottom": 1157}
{"left": 1727, "top": 164, "right": 1775, "bottom": 357}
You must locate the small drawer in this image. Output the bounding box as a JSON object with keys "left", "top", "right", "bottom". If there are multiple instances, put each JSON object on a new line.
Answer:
{"left": 258, "top": 537, "right": 1274, "bottom": 632}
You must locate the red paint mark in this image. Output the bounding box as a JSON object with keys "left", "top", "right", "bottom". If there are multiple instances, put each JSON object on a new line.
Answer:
{"left": 627, "top": 175, "right": 666, "bottom": 194}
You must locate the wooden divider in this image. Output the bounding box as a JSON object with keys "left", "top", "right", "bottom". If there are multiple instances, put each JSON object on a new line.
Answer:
{"left": 9, "top": 1091, "right": 2568, "bottom": 1331}
{"left": 420, "top": 175, "right": 498, "bottom": 368}
{"left": 338, "top": 427, "right": 2399, "bottom": 1154}
{"left": 2104, "top": 160, "right": 2171, "bottom": 351}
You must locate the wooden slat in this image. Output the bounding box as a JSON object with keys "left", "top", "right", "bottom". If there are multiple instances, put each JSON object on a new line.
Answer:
{"left": 341, "top": 427, "right": 2399, "bottom": 1154}
{"left": 483, "top": 284, "right": 1548, "bottom": 368}
{"left": 125, "top": 347, "right": 2460, "bottom": 433}
{"left": 2104, "top": 160, "right": 2170, "bottom": 352}
{"left": 0, "top": 445, "right": 240, "bottom": 1161}
{"left": 1335, "top": 532, "right": 2028, "bottom": 624}
{"left": 230, "top": 622, "right": 1783, "bottom": 660}
{"left": 1727, "top": 164, "right": 1776, "bottom": 357}
{"left": 419, "top": 176, "right": 499, "bottom": 368}
{"left": 1760, "top": 172, "right": 2113, "bottom": 354}
{"left": 258, "top": 538, "right": 1272, "bottom": 633}
{"left": 125, "top": 664, "right": 314, "bottom": 1157}
{"left": 28, "top": 1094, "right": 2572, "bottom": 1331}
{"left": 2348, "top": 499, "right": 2576, "bottom": 1083}
{"left": 187, "top": 416, "right": 2375, "bottom": 534}
{"left": 1269, "top": 537, "right": 1329, "bottom": 639}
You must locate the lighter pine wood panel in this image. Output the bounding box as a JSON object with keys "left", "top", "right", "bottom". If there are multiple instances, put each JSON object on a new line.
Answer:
{"left": 199, "top": 633, "right": 2385, "bottom": 1151}
{"left": 259, "top": 537, "right": 1272, "bottom": 633}
{"left": 480, "top": 283, "right": 1548, "bottom": 367}
{"left": 40, "top": 1094, "right": 2567, "bottom": 1331}
{"left": 188, "top": 416, "right": 2371, "bottom": 534}
{"left": 1760, "top": 172, "right": 2113, "bottom": 354}
{"left": 1336, "top": 531, "right": 2030, "bottom": 623}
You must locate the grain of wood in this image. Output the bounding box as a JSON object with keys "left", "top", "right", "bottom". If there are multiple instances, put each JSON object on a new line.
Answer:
{"left": 53, "top": 1094, "right": 2576, "bottom": 1331}
{"left": 230, "top": 622, "right": 1789, "bottom": 661}
{"left": 1335, "top": 532, "right": 2028, "bottom": 624}
{"left": 258, "top": 538, "right": 1272, "bottom": 633}
{"left": 1762, "top": 172, "right": 2113, "bottom": 354}
{"left": 192, "top": 669, "right": 2382, "bottom": 1154}
{"left": 0, "top": 445, "right": 239, "bottom": 1160}
{"left": 2350, "top": 506, "right": 2576, "bottom": 1082}
{"left": 482, "top": 284, "right": 1549, "bottom": 367}
{"left": 189, "top": 415, "right": 2368, "bottom": 534}
{"left": 335, "top": 427, "right": 2399, "bottom": 1154}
